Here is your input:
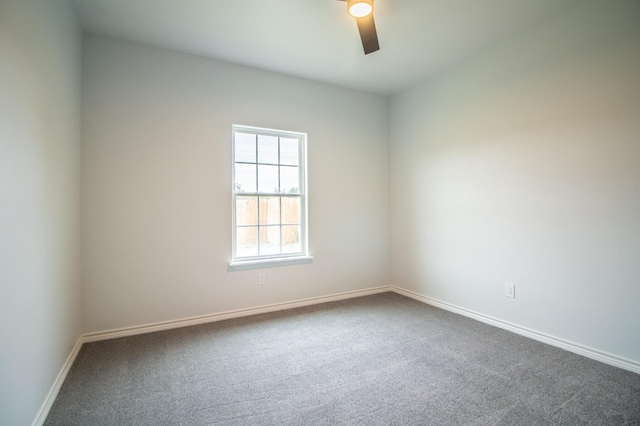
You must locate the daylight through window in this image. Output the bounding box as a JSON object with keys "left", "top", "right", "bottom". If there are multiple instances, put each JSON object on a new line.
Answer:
{"left": 232, "top": 125, "right": 307, "bottom": 262}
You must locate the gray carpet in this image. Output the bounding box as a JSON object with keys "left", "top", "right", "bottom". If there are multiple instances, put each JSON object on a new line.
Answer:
{"left": 45, "top": 293, "right": 640, "bottom": 425}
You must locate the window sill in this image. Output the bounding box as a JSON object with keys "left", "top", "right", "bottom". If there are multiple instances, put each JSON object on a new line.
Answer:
{"left": 228, "top": 256, "right": 314, "bottom": 272}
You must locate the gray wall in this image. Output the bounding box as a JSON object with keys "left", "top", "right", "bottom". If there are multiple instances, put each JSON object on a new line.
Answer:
{"left": 390, "top": 0, "right": 640, "bottom": 363}
{"left": 81, "top": 36, "right": 390, "bottom": 333}
{"left": 0, "top": 0, "right": 82, "bottom": 424}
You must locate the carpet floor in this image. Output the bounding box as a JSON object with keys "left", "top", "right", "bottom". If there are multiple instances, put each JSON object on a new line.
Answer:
{"left": 45, "top": 292, "right": 640, "bottom": 425}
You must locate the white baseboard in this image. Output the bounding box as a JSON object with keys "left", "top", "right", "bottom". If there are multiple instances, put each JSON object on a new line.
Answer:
{"left": 32, "top": 337, "right": 83, "bottom": 426}
{"left": 391, "top": 286, "right": 640, "bottom": 375}
{"left": 83, "top": 286, "right": 392, "bottom": 343}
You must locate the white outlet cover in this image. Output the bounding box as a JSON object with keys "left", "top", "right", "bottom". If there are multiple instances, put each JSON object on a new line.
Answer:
{"left": 505, "top": 283, "right": 515, "bottom": 298}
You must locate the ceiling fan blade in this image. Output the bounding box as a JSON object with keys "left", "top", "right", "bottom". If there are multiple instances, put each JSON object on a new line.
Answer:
{"left": 355, "top": 14, "right": 380, "bottom": 54}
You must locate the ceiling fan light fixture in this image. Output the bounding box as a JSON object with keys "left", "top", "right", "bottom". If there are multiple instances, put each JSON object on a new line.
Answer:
{"left": 347, "top": 0, "right": 373, "bottom": 18}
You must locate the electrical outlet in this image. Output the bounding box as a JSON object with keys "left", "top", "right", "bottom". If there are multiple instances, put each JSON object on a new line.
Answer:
{"left": 258, "top": 273, "right": 266, "bottom": 285}
{"left": 505, "top": 283, "right": 515, "bottom": 298}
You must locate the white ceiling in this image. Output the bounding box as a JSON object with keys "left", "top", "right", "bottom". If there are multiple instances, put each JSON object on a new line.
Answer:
{"left": 73, "top": 0, "right": 592, "bottom": 95}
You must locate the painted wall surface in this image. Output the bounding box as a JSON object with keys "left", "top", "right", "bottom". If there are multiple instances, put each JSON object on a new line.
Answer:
{"left": 0, "top": 0, "right": 82, "bottom": 424}
{"left": 81, "top": 36, "right": 390, "bottom": 333}
{"left": 390, "top": 0, "right": 640, "bottom": 363}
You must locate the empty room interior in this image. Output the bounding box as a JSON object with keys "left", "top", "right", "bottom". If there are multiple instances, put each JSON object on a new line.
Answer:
{"left": 1, "top": 0, "right": 639, "bottom": 424}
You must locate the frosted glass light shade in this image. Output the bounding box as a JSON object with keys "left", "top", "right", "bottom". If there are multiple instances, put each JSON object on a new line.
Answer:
{"left": 347, "top": 0, "right": 373, "bottom": 18}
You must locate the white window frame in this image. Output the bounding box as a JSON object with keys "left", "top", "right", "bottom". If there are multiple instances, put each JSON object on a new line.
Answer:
{"left": 229, "top": 125, "right": 312, "bottom": 270}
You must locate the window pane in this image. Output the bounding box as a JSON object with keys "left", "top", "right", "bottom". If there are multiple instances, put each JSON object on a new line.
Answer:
{"left": 280, "top": 166, "right": 299, "bottom": 194}
{"left": 236, "top": 226, "right": 258, "bottom": 257}
{"left": 280, "top": 138, "right": 299, "bottom": 166}
{"left": 281, "top": 225, "right": 301, "bottom": 254}
{"left": 236, "top": 196, "right": 257, "bottom": 226}
{"left": 232, "top": 126, "right": 307, "bottom": 263}
{"left": 235, "top": 163, "right": 256, "bottom": 193}
{"left": 281, "top": 196, "right": 300, "bottom": 225}
{"left": 258, "top": 164, "right": 279, "bottom": 193}
{"left": 235, "top": 132, "right": 256, "bottom": 163}
{"left": 259, "top": 226, "right": 281, "bottom": 255}
{"left": 259, "top": 196, "right": 280, "bottom": 225}
{"left": 258, "top": 135, "right": 278, "bottom": 165}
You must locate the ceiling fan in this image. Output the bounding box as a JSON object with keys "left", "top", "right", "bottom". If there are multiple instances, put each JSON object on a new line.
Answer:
{"left": 337, "top": 0, "right": 380, "bottom": 55}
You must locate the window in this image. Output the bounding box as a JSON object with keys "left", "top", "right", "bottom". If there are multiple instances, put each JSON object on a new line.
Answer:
{"left": 231, "top": 125, "right": 310, "bottom": 268}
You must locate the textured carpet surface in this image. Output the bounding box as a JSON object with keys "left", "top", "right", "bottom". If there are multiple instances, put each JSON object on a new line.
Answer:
{"left": 45, "top": 293, "right": 640, "bottom": 425}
